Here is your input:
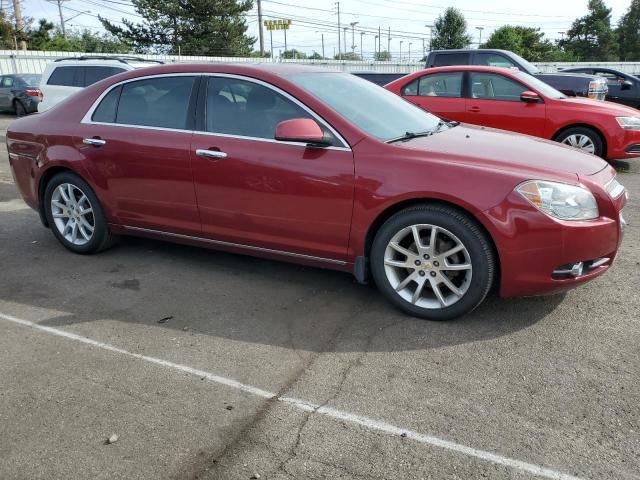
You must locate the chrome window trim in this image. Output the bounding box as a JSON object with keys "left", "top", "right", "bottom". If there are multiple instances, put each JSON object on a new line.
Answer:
{"left": 80, "top": 72, "right": 351, "bottom": 151}
{"left": 122, "top": 225, "right": 347, "bottom": 266}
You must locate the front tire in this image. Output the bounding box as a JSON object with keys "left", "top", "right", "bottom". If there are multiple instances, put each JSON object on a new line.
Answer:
{"left": 555, "top": 127, "right": 603, "bottom": 158}
{"left": 370, "top": 205, "right": 495, "bottom": 321}
{"left": 44, "top": 172, "right": 113, "bottom": 254}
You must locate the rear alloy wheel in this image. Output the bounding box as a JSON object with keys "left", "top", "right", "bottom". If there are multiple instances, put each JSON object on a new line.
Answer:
{"left": 556, "top": 127, "right": 603, "bottom": 158}
{"left": 44, "top": 172, "right": 113, "bottom": 254}
{"left": 371, "top": 205, "right": 495, "bottom": 321}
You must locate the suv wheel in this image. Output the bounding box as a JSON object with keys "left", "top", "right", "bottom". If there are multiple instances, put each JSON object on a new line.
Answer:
{"left": 370, "top": 205, "right": 495, "bottom": 321}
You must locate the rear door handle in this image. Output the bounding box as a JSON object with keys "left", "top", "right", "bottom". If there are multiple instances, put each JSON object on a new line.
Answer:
{"left": 196, "top": 149, "right": 227, "bottom": 159}
{"left": 83, "top": 137, "right": 106, "bottom": 146}
{"left": 468, "top": 106, "right": 480, "bottom": 113}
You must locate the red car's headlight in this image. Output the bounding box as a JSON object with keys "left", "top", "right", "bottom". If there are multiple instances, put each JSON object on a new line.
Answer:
{"left": 516, "top": 180, "right": 599, "bottom": 221}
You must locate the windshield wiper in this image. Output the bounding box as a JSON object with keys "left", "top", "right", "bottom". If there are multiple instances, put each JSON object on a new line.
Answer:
{"left": 386, "top": 120, "right": 457, "bottom": 144}
{"left": 386, "top": 130, "right": 435, "bottom": 143}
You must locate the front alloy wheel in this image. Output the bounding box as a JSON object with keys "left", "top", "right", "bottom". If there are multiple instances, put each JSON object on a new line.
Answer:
{"left": 383, "top": 224, "right": 472, "bottom": 309}
{"left": 371, "top": 205, "right": 495, "bottom": 321}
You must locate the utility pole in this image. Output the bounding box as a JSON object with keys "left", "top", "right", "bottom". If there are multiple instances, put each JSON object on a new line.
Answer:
{"left": 54, "top": 0, "right": 67, "bottom": 36}
{"left": 284, "top": 28, "right": 287, "bottom": 53}
{"left": 321, "top": 33, "right": 325, "bottom": 58}
{"left": 378, "top": 26, "right": 381, "bottom": 59}
{"left": 408, "top": 42, "right": 412, "bottom": 63}
{"left": 360, "top": 31, "right": 364, "bottom": 60}
{"left": 350, "top": 21, "right": 358, "bottom": 54}
{"left": 387, "top": 26, "right": 391, "bottom": 60}
{"left": 335, "top": 2, "right": 341, "bottom": 59}
{"left": 257, "top": 0, "right": 264, "bottom": 55}
{"left": 399, "top": 40, "right": 403, "bottom": 62}
{"left": 13, "top": 0, "right": 26, "bottom": 50}
{"left": 374, "top": 34, "right": 379, "bottom": 60}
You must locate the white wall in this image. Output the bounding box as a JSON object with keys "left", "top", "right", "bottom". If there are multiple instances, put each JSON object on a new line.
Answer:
{"left": 2, "top": 49, "right": 640, "bottom": 76}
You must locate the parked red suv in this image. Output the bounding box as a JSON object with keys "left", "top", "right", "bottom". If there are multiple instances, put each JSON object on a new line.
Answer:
{"left": 7, "top": 64, "right": 627, "bottom": 320}
{"left": 385, "top": 66, "right": 640, "bottom": 160}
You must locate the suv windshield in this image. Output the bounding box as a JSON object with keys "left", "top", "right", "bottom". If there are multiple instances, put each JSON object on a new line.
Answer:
{"left": 513, "top": 71, "right": 567, "bottom": 99}
{"left": 288, "top": 72, "right": 441, "bottom": 142}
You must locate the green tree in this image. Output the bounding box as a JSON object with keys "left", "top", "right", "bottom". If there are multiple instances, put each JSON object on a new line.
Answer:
{"left": 308, "top": 51, "right": 325, "bottom": 60}
{"left": 618, "top": 0, "right": 640, "bottom": 60}
{"left": 482, "top": 25, "right": 569, "bottom": 61}
{"left": 334, "top": 52, "right": 362, "bottom": 60}
{"left": 374, "top": 50, "right": 391, "bottom": 61}
{"left": 561, "top": 0, "right": 618, "bottom": 61}
{"left": 0, "top": 11, "right": 16, "bottom": 49}
{"left": 101, "top": 0, "right": 255, "bottom": 56}
{"left": 25, "top": 19, "right": 128, "bottom": 53}
{"left": 282, "top": 48, "right": 306, "bottom": 59}
{"left": 431, "top": 8, "right": 472, "bottom": 50}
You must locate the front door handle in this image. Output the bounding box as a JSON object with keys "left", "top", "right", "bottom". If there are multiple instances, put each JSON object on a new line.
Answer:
{"left": 83, "top": 137, "right": 106, "bottom": 146}
{"left": 468, "top": 106, "right": 480, "bottom": 113}
{"left": 196, "top": 149, "right": 227, "bottom": 159}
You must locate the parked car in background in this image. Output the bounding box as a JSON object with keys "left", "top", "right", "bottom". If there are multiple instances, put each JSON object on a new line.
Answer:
{"left": 0, "top": 73, "right": 42, "bottom": 116}
{"left": 560, "top": 66, "right": 640, "bottom": 109}
{"left": 385, "top": 66, "right": 640, "bottom": 160}
{"left": 424, "top": 49, "right": 608, "bottom": 100}
{"left": 7, "top": 64, "right": 627, "bottom": 320}
{"left": 38, "top": 56, "right": 163, "bottom": 112}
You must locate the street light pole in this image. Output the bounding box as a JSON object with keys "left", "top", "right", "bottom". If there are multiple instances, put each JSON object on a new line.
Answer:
{"left": 375, "top": 35, "right": 379, "bottom": 60}
{"left": 408, "top": 42, "right": 412, "bottom": 63}
{"left": 350, "top": 21, "right": 358, "bottom": 54}
{"left": 321, "top": 33, "right": 325, "bottom": 58}
{"left": 343, "top": 27, "right": 348, "bottom": 57}
{"left": 476, "top": 26, "right": 484, "bottom": 47}
{"left": 425, "top": 24, "right": 434, "bottom": 51}
{"left": 399, "top": 40, "right": 403, "bottom": 62}
{"left": 360, "top": 31, "right": 364, "bottom": 59}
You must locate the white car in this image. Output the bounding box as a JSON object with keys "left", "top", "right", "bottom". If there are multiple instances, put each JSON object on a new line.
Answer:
{"left": 38, "top": 56, "right": 162, "bottom": 112}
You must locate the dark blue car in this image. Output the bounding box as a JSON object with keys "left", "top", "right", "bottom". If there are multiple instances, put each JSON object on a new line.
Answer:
{"left": 0, "top": 73, "right": 42, "bottom": 116}
{"left": 561, "top": 66, "right": 640, "bottom": 109}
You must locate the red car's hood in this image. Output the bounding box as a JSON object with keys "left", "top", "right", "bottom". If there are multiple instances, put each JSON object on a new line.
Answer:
{"left": 556, "top": 97, "right": 640, "bottom": 116}
{"left": 396, "top": 124, "right": 608, "bottom": 178}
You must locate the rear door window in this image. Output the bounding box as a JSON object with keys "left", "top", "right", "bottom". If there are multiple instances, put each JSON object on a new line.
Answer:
{"left": 1, "top": 76, "right": 14, "bottom": 87}
{"left": 91, "top": 86, "right": 122, "bottom": 123}
{"left": 115, "top": 76, "right": 197, "bottom": 130}
{"left": 84, "top": 66, "right": 126, "bottom": 87}
{"left": 47, "top": 66, "right": 82, "bottom": 87}
{"left": 432, "top": 52, "right": 470, "bottom": 67}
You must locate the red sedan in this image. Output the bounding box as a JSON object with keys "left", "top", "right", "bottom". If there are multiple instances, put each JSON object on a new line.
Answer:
{"left": 7, "top": 64, "right": 627, "bottom": 320}
{"left": 385, "top": 65, "right": 640, "bottom": 160}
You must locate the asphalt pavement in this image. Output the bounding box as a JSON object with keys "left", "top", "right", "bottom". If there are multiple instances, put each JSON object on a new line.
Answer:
{"left": 0, "top": 113, "right": 639, "bottom": 480}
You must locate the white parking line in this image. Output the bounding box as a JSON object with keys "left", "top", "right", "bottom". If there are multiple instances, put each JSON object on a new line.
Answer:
{"left": 0, "top": 311, "right": 586, "bottom": 480}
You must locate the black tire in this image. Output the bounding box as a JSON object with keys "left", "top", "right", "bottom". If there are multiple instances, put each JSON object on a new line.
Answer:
{"left": 555, "top": 126, "right": 604, "bottom": 158}
{"left": 43, "top": 171, "right": 114, "bottom": 254}
{"left": 13, "top": 100, "right": 26, "bottom": 117}
{"left": 370, "top": 204, "right": 495, "bottom": 321}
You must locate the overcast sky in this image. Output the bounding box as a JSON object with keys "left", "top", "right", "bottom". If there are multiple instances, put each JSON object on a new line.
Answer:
{"left": 22, "top": 0, "right": 635, "bottom": 59}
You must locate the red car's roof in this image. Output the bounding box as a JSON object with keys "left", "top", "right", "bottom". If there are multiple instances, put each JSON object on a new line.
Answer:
{"left": 123, "top": 62, "right": 341, "bottom": 78}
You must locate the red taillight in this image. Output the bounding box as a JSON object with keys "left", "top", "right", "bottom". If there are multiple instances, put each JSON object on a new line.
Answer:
{"left": 25, "top": 89, "right": 41, "bottom": 98}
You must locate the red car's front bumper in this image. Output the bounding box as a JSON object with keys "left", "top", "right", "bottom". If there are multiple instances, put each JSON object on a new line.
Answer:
{"left": 607, "top": 127, "right": 640, "bottom": 159}
{"left": 484, "top": 188, "right": 626, "bottom": 298}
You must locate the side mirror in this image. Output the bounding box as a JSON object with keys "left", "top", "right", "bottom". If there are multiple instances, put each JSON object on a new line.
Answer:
{"left": 275, "top": 118, "right": 330, "bottom": 146}
{"left": 520, "top": 91, "right": 541, "bottom": 103}
{"left": 621, "top": 80, "right": 633, "bottom": 91}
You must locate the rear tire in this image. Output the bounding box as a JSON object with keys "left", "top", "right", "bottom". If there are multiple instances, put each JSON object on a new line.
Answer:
{"left": 43, "top": 172, "right": 114, "bottom": 254}
{"left": 370, "top": 204, "right": 495, "bottom": 321}
{"left": 555, "top": 127, "right": 604, "bottom": 158}
{"left": 13, "top": 100, "right": 26, "bottom": 117}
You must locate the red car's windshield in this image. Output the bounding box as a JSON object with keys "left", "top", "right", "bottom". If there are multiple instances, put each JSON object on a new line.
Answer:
{"left": 289, "top": 72, "right": 442, "bottom": 141}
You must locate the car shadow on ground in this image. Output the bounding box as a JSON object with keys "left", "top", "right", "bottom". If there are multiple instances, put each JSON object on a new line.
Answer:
{"left": 0, "top": 215, "right": 566, "bottom": 354}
